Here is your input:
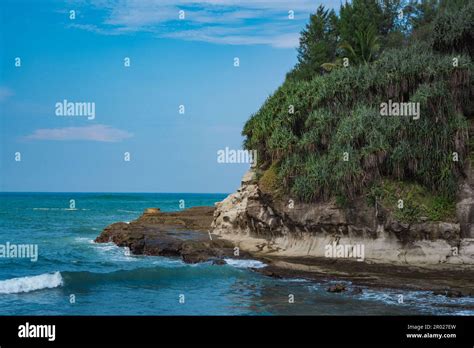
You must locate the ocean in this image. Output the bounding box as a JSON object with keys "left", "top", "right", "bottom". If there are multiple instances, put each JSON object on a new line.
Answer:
{"left": 0, "top": 192, "right": 472, "bottom": 315}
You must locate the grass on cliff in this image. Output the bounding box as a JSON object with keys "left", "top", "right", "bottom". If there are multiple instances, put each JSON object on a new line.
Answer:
{"left": 367, "top": 180, "right": 457, "bottom": 223}
{"left": 258, "top": 164, "right": 280, "bottom": 195}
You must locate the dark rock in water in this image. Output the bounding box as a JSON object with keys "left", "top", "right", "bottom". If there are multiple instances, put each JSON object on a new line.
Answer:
{"left": 446, "top": 290, "right": 464, "bottom": 298}
{"left": 433, "top": 289, "right": 464, "bottom": 298}
{"left": 252, "top": 268, "right": 283, "bottom": 278}
{"left": 351, "top": 287, "right": 363, "bottom": 295}
{"left": 212, "top": 259, "right": 227, "bottom": 265}
{"left": 327, "top": 283, "right": 346, "bottom": 293}
{"left": 95, "top": 206, "right": 243, "bottom": 265}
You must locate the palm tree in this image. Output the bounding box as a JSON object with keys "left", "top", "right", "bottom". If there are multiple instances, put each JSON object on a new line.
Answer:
{"left": 321, "top": 26, "right": 381, "bottom": 71}
{"left": 340, "top": 26, "right": 381, "bottom": 65}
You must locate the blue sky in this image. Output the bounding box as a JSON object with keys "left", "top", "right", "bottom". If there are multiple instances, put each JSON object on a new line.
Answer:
{"left": 0, "top": 0, "right": 339, "bottom": 193}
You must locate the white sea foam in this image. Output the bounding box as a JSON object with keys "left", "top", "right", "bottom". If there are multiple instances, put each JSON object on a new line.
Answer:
{"left": 0, "top": 272, "right": 63, "bottom": 294}
{"left": 74, "top": 237, "right": 94, "bottom": 244}
{"left": 94, "top": 243, "right": 118, "bottom": 252}
{"left": 280, "top": 278, "right": 309, "bottom": 283}
{"left": 152, "top": 258, "right": 185, "bottom": 267}
{"left": 224, "top": 259, "right": 266, "bottom": 269}
{"left": 93, "top": 242, "right": 138, "bottom": 261}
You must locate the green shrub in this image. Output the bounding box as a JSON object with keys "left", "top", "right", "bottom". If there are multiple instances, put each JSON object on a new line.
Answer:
{"left": 370, "top": 180, "right": 456, "bottom": 223}
{"left": 431, "top": 1, "right": 474, "bottom": 57}
{"left": 259, "top": 165, "right": 280, "bottom": 195}
{"left": 243, "top": 44, "right": 471, "bottom": 203}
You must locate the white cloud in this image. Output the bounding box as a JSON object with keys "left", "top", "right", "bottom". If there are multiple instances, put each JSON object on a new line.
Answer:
{"left": 0, "top": 86, "right": 14, "bottom": 102}
{"left": 69, "top": 0, "right": 341, "bottom": 48}
{"left": 23, "top": 124, "right": 133, "bottom": 142}
{"left": 162, "top": 25, "right": 300, "bottom": 48}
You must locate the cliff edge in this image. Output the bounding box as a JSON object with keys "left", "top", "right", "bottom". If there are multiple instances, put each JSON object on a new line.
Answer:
{"left": 212, "top": 169, "right": 474, "bottom": 266}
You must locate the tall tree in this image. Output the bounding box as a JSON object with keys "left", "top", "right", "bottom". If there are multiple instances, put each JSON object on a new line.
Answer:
{"left": 338, "top": 0, "right": 384, "bottom": 48}
{"left": 287, "top": 5, "right": 337, "bottom": 80}
{"left": 407, "top": 0, "right": 472, "bottom": 42}
{"left": 338, "top": 0, "right": 409, "bottom": 52}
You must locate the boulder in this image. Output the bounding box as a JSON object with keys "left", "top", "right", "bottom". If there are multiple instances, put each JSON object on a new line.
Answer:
{"left": 327, "top": 283, "right": 346, "bottom": 293}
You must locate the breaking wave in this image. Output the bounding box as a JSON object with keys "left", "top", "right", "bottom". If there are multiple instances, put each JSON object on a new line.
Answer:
{"left": 0, "top": 272, "right": 63, "bottom": 294}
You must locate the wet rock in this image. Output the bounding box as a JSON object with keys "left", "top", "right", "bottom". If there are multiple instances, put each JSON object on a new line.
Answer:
{"left": 212, "top": 259, "right": 227, "bottom": 265}
{"left": 137, "top": 206, "right": 215, "bottom": 231}
{"left": 433, "top": 289, "right": 464, "bottom": 298}
{"left": 144, "top": 208, "right": 161, "bottom": 215}
{"left": 327, "top": 283, "right": 346, "bottom": 293}
{"left": 252, "top": 267, "right": 283, "bottom": 279}
{"left": 95, "top": 206, "right": 237, "bottom": 264}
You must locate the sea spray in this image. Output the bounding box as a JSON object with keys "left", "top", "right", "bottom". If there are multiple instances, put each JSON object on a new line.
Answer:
{"left": 224, "top": 259, "right": 266, "bottom": 269}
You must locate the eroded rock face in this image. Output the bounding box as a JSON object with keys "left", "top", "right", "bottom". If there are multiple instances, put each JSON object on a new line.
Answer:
{"left": 95, "top": 206, "right": 243, "bottom": 264}
{"left": 211, "top": 169, "right": 474, "bottom": 265}
{"left": 457, "top": 163, "right": 474, "bottom": 239}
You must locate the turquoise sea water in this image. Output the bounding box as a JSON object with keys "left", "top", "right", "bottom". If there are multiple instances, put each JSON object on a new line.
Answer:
{"left": 0, "top": 192, "right": 472, "bottom": 315}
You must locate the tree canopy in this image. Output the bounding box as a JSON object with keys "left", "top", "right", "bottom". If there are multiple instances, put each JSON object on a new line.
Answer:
{"left": 244, "top": 0, "right": 473, "bottom": 213}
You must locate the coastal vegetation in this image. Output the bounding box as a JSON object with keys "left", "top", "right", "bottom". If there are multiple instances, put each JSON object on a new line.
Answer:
{"left": 243, "top": 0, "right": 473, "bottom": 221}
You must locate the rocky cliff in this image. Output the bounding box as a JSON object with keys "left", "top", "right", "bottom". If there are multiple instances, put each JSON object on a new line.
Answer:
{"left": 211, "top": 169, "right": 474, "bottom": 265}
{"left": 457, "top": 120, "right": 474, "bottom": 239}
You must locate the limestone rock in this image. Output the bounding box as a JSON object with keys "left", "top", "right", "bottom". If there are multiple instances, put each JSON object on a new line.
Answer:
{"left": 457, "top": 170, "right": 474, "bottom": 238}
{"left": 211, "top": 169, "right": 473, "bottom": 265}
